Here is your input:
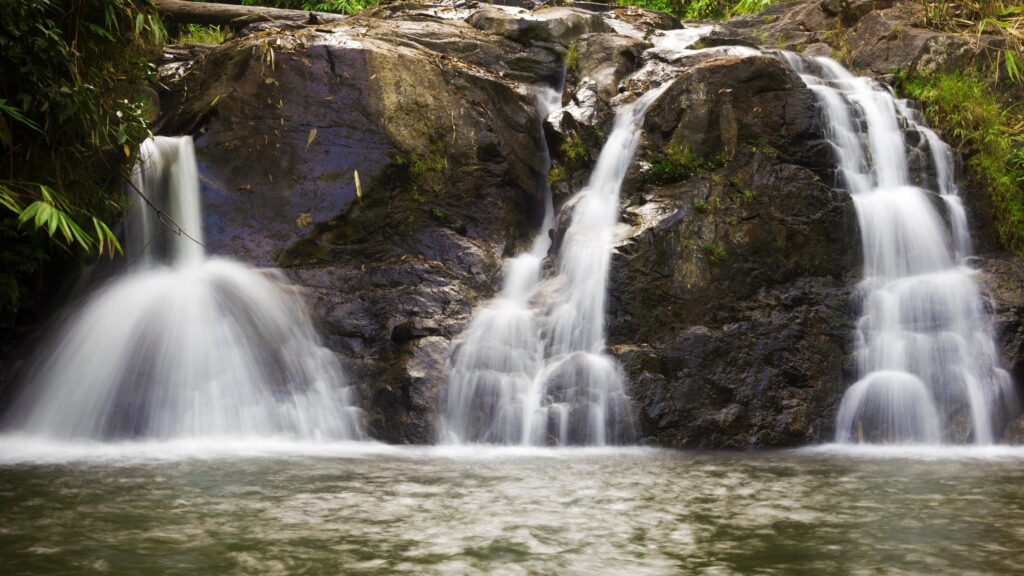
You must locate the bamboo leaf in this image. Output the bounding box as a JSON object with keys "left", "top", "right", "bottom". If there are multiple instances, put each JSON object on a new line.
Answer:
{"left": 47, "top": 210, "right": 59, "bottom": 237}
{"left": 18, "top": 202, "right": 39, "bottom": 225}
{"left": 57, "top": 216, "right": 73, "bottom": 243}
{"left": 86, "top": 23, "right": 116, "bottom": 42}
{"left": 0, "top": 186, "right": 22, "bottom": 213}
{"left": 33, "top": 202, "right": 51, "bottom": 230}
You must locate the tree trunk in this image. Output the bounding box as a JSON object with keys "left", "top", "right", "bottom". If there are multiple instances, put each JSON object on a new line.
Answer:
{"left": 153, "top": 0, "right": 346, "bottom": 27}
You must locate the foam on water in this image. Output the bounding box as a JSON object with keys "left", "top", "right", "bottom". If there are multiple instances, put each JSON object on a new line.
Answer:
{"left": 0, "top": 433, "right": 661, "bottom": 465}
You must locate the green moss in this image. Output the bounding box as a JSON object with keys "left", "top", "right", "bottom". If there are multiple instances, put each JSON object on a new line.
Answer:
{"left": 565, "top": 42, "right": 579, "bottom": 71}
{"left": 646, "top": 143, "right": 723, "bottom": 185}
{"left": 561, "top": 132, "right": 589, "bottom": 166}
{"left": 394, "top": 140, "right": 447, "bottom": 201}
{"left": 548, "top": 165, "right": 565, "bottom": 187}
{"left": 897, "top": 71, "right": 1024, "bottom": 256}
{"left": 703, "top": 241, "right": 726, "bottom": 263}
{"left": 695, "top": 194, "right": 720, "bottom": 213}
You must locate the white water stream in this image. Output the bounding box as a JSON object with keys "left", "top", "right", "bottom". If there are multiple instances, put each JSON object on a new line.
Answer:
{"left": 5, "top": 136, "right": 364, "bottom": 441}
{"left": 780, "top": 54, "right": 1015, "bottom": 444}
{"left": 442, "top": 85, "right": 668, "bottom": 445}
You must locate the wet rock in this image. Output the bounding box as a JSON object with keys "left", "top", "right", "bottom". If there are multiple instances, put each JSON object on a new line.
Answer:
{"left": 610, "top": 6, "right": 681, "bottom": 32}
{"left": 146, "top": 0, "right": 1024, "bottom": 448}
{"left": 643, "top": 54, "right": 831, "bottom": 169}
{"left": 467, "top": 5, "right": 610, "bottom": 45}
{"left": 606, "top": 52, "right": 862, "bottom": 448}
{"left": 159, "top": 10, "right": 557, "bottom": 442}
{"left": 573, "top": 33, "right": 650, "bottom": 101}
{"left": 978, "top": 256, "right": 1024, "bottom": 391}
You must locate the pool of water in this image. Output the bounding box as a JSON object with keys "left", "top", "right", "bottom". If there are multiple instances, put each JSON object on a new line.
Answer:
{"left": 1, "top": 437, "right": 1022, "bottom": 575}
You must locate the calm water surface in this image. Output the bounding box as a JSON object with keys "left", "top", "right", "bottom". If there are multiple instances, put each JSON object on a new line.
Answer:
{"left": 0, "top": 439, "right": 1022, "bottom": 575}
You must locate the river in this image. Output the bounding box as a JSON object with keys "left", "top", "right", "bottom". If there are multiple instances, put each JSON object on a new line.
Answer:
{"left": 1, "top": 440, "right": 1022, "bottom": 574}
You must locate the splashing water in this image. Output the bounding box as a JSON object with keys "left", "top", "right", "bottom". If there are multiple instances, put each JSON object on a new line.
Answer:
{"left": 442, "top": 84, "right": 667, "bottom": 445}
{"left": 779, "top": 54, "right": 1015, "bottom": 444}
{"left": 4, "top": 136, "right": 364, "bottom": 441}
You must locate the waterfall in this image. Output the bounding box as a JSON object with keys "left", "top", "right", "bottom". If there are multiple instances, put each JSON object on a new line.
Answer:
{"left": 441, "top": 85, "right": 667, "bottom": 445}
{"left": 780, "top": 54, "right": 1015, "bottom": 444}
{"left": 5, "top": 136, "right": 364, "bottom": 441}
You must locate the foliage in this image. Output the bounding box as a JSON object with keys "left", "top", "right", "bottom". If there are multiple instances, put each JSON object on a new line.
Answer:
{"left": 565, "top": 41, "right": 579, "bottom": 71}
{"left": 548, "top": 165, "right": 566, "bottom": 186}
{"left": 177, "top": 24, "right": 230, "bottom": 45}
{"left": 561, "top": 132, "right": 590, "bottom": 166}
{"left": 897, "top": 70, "right": 1024, "bottom": 255}
{"left": 703, "top": 241, "right": 726, "bottom": 263}
{"left": 239, "top": 0, "right": 381, "bottom": 15}
{"left": 645, "top": 143, "right": 723, "bottom": 185}
{"left": 0, "top": 0, "right": 163, "bottom": 317}
{"left": 393, "top": 141, "right": 448, "bottom": 229}
{"left": 615, "top": 0, "right": 779, "bottom": 20}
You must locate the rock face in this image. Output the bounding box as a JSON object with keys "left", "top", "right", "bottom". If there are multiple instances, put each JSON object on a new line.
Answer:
{"left": 602, "top": 54, "right": 861, "bottom": 447}
{"left": 718, "top": 0, "right": 1003, "bottom": 80}
{"left": 158, "top": 6, "right": 582, "bottom": 442}
{"left": 146, "top": 0, "right": 1024, "bottom": 447}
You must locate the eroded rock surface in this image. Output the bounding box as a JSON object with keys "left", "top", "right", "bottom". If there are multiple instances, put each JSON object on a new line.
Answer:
{"left": 148, "top": 0, "right": 1024, "bottom": 447}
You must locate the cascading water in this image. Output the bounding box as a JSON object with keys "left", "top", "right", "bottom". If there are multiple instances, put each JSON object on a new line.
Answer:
{"left": 442, "top": 84, "right": 667, "bottom": 445}
{"left": 780, "top": 54, "right": 1015, "bottom": 444}
{"left": 5, "top": 136, "right": 364, "bottom": 441}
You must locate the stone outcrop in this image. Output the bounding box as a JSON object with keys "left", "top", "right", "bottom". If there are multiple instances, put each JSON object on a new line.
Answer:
{"left": 601, "top": 54, "right": 861, "bottom": 447}
{"left": 106, "top": 0, "right": 1024, "bottom": 446}
{"left": 158, "top": 6, "right": 579, "bottom": 442}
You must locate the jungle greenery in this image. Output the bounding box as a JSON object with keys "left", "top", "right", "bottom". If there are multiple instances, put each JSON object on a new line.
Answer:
{"left": 616, "top": 0, "right": 778, "bottom": 20}
{"left": 239, "top": 0, "right": 381, "bottom": 15}
{"left": 0, "top": 0, "right": 165, "bottom": 318}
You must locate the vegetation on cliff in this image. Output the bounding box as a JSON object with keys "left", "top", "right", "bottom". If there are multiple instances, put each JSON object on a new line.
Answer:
{"left": 897, "top": 1, "right": 1023, "bottom": 255}
{"left": 239, "top": 0, "right": 379, "bottom": 15}
{"left": 617, "top": 0, "right": 778, "bottom": 19}
{"left": 0, "top": 0, "right": 165, "bottom": 319}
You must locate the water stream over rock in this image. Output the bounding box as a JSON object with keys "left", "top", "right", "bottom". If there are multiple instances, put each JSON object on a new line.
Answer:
{"left": 3, "top": 136, "right": 363, "bottom": 441}
{"left": 442, "top": 84, "right": 668, "bottom": 445}
{"left": 779, "top": 54, "right": 1016, "bottom": 444}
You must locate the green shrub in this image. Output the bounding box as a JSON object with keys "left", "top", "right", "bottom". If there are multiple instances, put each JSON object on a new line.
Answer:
{"left": 646, "top": 143, "right": 720, "bottom": 185}
{"left": 561, "top": 132, "right": 590, "bottom": 166}
{"left": 565, "top": 42, "right": 579, "bottom": 71}
{"left": 177, "top": 24, "right": 231, "bottom": 45}
{"left": 703, "top": 241, "right": 726, "bottom": 263}
{"left": 615, "top": 0, "right": 778, "bottom": 20}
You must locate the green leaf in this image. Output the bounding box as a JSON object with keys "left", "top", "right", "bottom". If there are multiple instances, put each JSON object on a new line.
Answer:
{"left": 0, "top": 99, "right": 41, "bottom": 133}
{"left": 18, "top": 202, "right": 39, "bottom": 225}
{"left": 86, "top": 23, "right": 116, "bottom": 42}
{"left": 0, "top": 185, "right": 22, "bottom": 213}
{"left": 46, "top": 210, "right": 59, "bottom": 236}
